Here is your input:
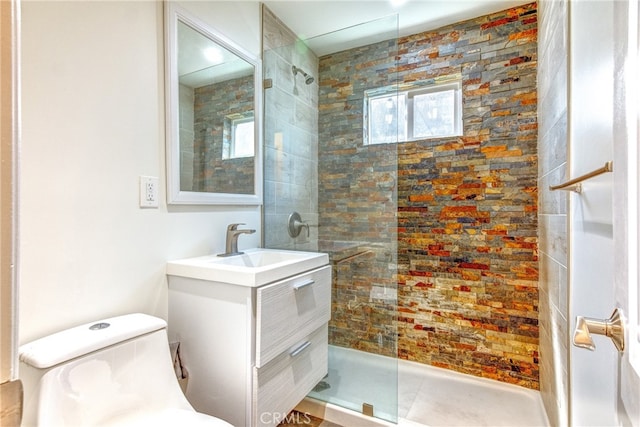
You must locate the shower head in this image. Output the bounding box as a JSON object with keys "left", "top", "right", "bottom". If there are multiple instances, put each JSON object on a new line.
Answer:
{"left": 292, "top": 65, "right": 315, "bottom": 85}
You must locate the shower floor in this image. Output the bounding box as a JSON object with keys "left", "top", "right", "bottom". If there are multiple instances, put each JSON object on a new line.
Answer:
{"left": 306, "top": 345, "right": 549, "bottom": 427}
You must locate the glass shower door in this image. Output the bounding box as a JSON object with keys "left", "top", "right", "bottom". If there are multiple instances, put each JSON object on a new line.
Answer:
{"left": 262, "top": 7, "right": 399, "bottom": 423}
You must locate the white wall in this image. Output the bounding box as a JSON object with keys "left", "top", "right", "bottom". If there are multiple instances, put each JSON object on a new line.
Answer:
{"left": 19, "top": 0, "right": 261, "bottom": 343}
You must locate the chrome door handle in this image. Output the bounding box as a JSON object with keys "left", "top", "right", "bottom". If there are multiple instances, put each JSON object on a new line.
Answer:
{"left": 289, "top": 341, "right": 311, "bottom": 357}
{"left": 573, "top": 308, "right": 625, "bottom": 352}
{"left": 293, "top": 279, "right": 315, "bottom": 291}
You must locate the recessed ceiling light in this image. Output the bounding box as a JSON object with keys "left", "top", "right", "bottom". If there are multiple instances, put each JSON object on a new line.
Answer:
{"left": 390, "top": 0, "right": 408, "bottom": 8}
{"left": 203, "top": 47, "right": 224, "bottom": 65}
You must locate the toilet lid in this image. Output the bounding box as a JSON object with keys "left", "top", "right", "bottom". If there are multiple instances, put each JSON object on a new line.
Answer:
{"left": 100, "top": 408, "right": 233, "bottom": 427}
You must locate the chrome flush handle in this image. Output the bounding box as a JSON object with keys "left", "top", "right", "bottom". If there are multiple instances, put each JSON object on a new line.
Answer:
{"left": 572, "top": 308, "right": 625, "bottom": 352}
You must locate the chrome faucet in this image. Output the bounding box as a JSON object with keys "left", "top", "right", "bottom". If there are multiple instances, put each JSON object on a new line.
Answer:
{"left": 218, "top": 223, "right": 256, "bottom": 257}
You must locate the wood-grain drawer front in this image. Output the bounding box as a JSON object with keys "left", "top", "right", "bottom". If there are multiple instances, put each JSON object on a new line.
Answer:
{"left": 253, "top": 324, "right": 328, "bottom": 427}
{"left": 256, "top": 265, "right": 331, "bottom": 368}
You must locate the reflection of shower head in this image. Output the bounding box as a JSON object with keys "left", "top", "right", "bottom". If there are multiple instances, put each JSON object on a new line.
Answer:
{"left": 292, "top": 65, "right": 314, "bottom": 85}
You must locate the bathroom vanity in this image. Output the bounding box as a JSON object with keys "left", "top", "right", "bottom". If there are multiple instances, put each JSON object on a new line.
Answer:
{"left": 167, "top": 249, "right": 330, "bottom": 427}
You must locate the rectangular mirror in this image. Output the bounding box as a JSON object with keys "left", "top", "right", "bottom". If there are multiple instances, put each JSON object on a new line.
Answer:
{"left": 165, "top": 3, "right": 263, "bottom": 205}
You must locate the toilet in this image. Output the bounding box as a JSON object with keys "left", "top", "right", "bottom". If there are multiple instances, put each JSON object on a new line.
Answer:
{"left": 18, "top": 313, "right": 232, "bottom": 427}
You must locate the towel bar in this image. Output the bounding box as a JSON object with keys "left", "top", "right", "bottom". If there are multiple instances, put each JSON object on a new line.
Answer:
{"left": 549, "top": 161, "right": 613, "bottom": 193}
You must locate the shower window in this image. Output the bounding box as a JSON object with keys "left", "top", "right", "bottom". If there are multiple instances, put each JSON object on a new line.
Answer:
{"left": 223, "top": 114, "right": 254, "bottom": 159}
{"left": 364, "top": 80, "right": 462, "bottom": 145}
{"left": 366, "top": 92, "right": 407, "bottom": 144}
{"left": 411, "top": 82, "right": 462, "bottom": 138}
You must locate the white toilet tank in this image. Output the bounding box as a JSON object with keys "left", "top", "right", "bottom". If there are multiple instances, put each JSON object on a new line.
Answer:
{"left": 19, "top": 313, "right": 231, "bottom": 427}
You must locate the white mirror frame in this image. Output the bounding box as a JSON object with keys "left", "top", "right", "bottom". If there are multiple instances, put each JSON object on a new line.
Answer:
{"left": 164, "top": 2, "right": 263, "bottom": 205}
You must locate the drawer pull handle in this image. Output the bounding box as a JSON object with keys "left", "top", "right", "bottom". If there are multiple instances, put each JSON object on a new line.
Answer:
{"left": 293, "top": 279, "right": 315, "bottom": 291}
{"left": 289, "top": 341, "right": 311, "bottom": 357}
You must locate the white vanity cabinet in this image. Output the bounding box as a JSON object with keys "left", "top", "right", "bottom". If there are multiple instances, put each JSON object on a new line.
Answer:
{"left": 167, "top": 259, "right": 331, "bottom": 427}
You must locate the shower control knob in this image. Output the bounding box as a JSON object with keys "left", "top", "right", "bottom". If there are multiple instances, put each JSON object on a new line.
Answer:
{"left": 572, "top": 307, "right": 625, "bottom": 352}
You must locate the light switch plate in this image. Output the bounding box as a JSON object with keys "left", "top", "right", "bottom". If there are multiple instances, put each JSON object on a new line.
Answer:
{"left": 139, "top": 176, "right": 159, "bottom": 208}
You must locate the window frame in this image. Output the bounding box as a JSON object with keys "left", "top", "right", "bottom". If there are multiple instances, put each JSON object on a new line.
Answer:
{"left": 223, "top": 114, "right": 255, "bottom": 160}
{"left": 363, "top": 79, "right": 463, "bottom": 146}
{"left": 407, "top": 81, "right": 463, "bottom": 140}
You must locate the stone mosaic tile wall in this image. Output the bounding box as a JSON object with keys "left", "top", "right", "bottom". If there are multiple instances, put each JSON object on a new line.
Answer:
{"left": 318, "top": 34, "right": 400, "bottom": 357}
{"left": 192, "top": 75, "right": 255, "bottom": 194}
{"left": 327, "top": 244, "right": 398, "bottom": 357}
{"left": 318, "top": 3, "right": 539, "bottom": 389}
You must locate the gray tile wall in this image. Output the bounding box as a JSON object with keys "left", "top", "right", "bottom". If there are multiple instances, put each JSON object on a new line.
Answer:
{"left": 262, "top": 6, "right": 319, "bottom": 249}
{"left": 179, "top": 83, "right": 195, "bottom": 191}
{"left": 537, "top": 0, "right": 569, "bottom": 424}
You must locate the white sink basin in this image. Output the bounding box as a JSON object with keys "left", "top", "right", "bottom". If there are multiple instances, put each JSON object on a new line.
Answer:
{"left": 166, "top": 248, "right": 329, "bottom": 287}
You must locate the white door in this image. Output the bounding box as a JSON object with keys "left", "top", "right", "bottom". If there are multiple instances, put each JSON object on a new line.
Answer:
{"left": 0, "top": 1, "right": 22, "bottom": 424}
{"left": 570, "top": 0, "right": 640, "bottom": 425}
{"left": 569, "top": 0, "right": 616, "bottom": 424}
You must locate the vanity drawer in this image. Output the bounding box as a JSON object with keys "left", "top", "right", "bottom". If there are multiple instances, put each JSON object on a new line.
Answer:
{"left": 253, "top": 324, "right": 328, "bottom": 427}
{"left": 256, "top": 265, "right": 331, "bottom": 368}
